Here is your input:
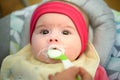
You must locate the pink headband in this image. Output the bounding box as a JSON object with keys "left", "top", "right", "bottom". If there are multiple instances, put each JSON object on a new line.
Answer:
{"left": 30, "top": 1, "right": 88, "bottom": 54}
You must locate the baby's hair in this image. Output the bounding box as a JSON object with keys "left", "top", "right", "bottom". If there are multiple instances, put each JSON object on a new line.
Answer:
{"left": 49, "top": 0, "right": 89, "bottom": 27}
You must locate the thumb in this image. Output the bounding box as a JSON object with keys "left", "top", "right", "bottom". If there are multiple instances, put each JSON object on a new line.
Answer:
{"left": 64, "top": 67, "right": 80, "bottom": 77}
{"left": 78, "top": 67, "right": 92, "bottom": 80}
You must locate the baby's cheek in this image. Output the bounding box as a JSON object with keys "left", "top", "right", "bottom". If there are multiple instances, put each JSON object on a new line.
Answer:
{"left": 65, "top": 50, "right": 80, "bottom": 61}
{"left": 31, "top": 39, "right": 42, "bottom": 56}
{"left": 31, "top": 41, "right": 42, "bottom": 57}
{"left": 31, "top": 46, "right": 39, "bottom": 58}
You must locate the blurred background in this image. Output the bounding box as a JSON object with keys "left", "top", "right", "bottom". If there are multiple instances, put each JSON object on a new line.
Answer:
{"left": 0, "top": 0, "right": 42, "bottom": 18}
{"left": 0, "top": 0, "right": 120, "bottom": 18}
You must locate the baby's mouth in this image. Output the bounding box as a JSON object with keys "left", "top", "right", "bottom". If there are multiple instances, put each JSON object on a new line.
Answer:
{"left": 48, "top": 45, "right": 64, "bottom": 53}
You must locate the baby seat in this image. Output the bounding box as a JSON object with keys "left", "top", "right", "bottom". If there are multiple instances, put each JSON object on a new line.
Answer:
{"left": 0, "top": 0, "right": 119, "bottom": 80}
{"left": 106, "top": 10, "right": 120, "bottom": 80}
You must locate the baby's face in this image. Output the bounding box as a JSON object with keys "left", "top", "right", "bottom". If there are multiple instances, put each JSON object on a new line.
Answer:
{"left": 31, "top": 13, "right": 81, "bottom": 63}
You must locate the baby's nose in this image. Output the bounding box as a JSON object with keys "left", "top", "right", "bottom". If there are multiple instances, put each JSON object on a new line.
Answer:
{"left": 49, "top": 38, "right": 58, "bottom": 42}
{"left": 48, "top": 31, "right": 59, "bottom": 43}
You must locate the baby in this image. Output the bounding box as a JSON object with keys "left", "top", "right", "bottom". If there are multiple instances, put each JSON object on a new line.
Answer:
{"left": 0, "top": 0, "right": 108, "bottom": 80}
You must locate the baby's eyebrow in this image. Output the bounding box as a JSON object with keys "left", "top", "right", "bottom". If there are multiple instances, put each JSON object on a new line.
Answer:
{"left": 35, "top": 24, "right": 76, "bottom": 30}
{"left": 62, "top": 25, "right": 76, "bottom": 30}
{"left": 35, "top": 24, "right": 46, "bottom": 29}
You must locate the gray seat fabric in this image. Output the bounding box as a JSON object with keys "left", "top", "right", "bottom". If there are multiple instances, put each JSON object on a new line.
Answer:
{"left": 0, "top": 15, "right": 10, "bottom": 68}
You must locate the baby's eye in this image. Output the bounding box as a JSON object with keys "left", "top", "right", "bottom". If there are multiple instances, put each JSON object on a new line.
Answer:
{"left": 62, "top": 30, "right": 71, "bottom": 35}
{"left": 40, "top": 29, "right": 49, "bottom": 35}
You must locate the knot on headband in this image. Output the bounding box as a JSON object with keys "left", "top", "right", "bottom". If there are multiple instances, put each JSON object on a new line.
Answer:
{"left": 30, "top": 1, "right": 88, "bottom": 55}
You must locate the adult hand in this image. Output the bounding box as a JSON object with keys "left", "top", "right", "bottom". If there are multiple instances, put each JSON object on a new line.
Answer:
{"left": 48, "top": 67, "right": 92, "bottom": 80}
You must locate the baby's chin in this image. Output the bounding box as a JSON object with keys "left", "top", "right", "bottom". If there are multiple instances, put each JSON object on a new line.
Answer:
{"left": 35, "top": 56, "right": 61, "bottom": 64}
{"left": 44, "top": 59, "right": 61, "bottom": 64}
